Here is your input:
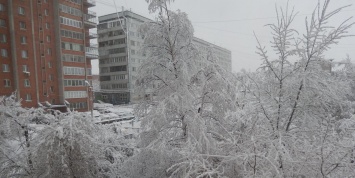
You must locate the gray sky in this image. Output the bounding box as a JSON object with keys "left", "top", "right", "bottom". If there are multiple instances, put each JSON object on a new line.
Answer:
{"left": 91, "top": 0, "right": 355, "bottom": 74}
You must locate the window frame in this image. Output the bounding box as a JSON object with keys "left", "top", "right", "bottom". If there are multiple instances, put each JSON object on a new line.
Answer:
{"left": 0, "top": 19, "right": 5, "bottom": 27}
{"left": 1, "top": 49, "right": 7, "bottom": 57}
{"left": 25, "top": 94, "right": 32, "bottom": 101}
{"left": 4, "top": 79, "right": 11, "bottom": 87}
{"left": 21, "top": 50, "right": 28, "bottom": 58}
{"left": 20, "top": 36, "right": 26, "bottom": 44}
{"left": 0, "top": 3, "right": 5, "bottom": 12}
{"left": 2, "top": 64, "right": 10, "bottom": 72}
{"left": 24, "top": 79, "right": 30, "bottom": 87}
{"left": 18, "top": 7, "right": 25, "bottom": 15}
{"left": 0, "top": 34, "right": 6, "bottom": 43}
{"left": 19, "top": 21, "right": 26, "bottom": 29}
{"left": 22, "top": 65, "right": 28, "bottom": 72}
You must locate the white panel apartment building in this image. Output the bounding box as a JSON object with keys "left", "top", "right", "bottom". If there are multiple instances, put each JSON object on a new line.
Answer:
{"left": 97, "top": 11, "right": 231, "bottom": 104}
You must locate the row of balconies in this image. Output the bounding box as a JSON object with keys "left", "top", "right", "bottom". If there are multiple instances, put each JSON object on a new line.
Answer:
{"left": 83, "top": 0, "right": 97, "bottom": 59}
{"left": 86, "top": 44, "right": 99, "bottom": 59}
{"left": 84, "top": 10, "right": 97, "bottom": 29}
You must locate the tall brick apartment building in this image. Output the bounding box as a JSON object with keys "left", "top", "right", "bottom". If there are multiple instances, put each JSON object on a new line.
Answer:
{"left": 0, "top": 0, "right": 98, "bottom": 111}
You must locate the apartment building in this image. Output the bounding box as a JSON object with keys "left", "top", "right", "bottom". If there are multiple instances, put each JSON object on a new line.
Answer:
{"left": 97, "top": 11, "right": 231, "bottom": 105}
{"left": 0, "top": 0, "right": 98, "bottom": 111}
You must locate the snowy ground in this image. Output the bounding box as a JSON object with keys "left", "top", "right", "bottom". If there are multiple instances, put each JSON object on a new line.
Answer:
{"left": 85, "top": 104, "right": 141, "bottom": 136}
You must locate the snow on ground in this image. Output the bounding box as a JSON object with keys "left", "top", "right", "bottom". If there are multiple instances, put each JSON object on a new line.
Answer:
{"left": 85, "top": 104, "right": 140, "bottom": 136}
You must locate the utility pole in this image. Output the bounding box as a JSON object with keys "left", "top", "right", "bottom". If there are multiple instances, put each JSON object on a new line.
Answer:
{"left": 85, "top": 80, "right": 94, "bottom": 119}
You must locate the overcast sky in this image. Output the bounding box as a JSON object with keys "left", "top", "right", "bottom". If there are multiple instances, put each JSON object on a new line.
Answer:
{"left": 91, "top": 0, "right": 355, "bottom": 74}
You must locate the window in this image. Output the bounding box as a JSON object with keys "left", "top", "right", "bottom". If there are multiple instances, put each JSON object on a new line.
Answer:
{"left": 45, "top": 23, "right": 50, "bottom": 29}
{"left": 1, "top": 49, "right": 7, "bottom": 57}
{"left": 4, "top": 79, "right": 11, "bottom": 87}
{"left": 44, "top": 9, "right": 48, "bottom": 16}
{"left": 60, "top": 16, "right": 82, "bottom": 28}
{"left": 47, "top": 48, "right": 51, "bottom": 55}
{"left": 24, "top": 79, "right": 30, "bottom": 87}
{"left": 46, "top": 35, "right": 50, "bottom": 42}
{"left": 61, "top": 54, "right": 85, "bottom": 63}
{"left": 69, "top": 102, "right": 87, "bottom": 109}
{"left": 110, "top": 65, "right": 126, "bottom": 72}
{"left": 59, "top": 4, "right": 82, "bottom": 16}
{"left": 100, "top": 67, "right": 109, "bottom": 73}
{"left": 18, "top": 7, "right": 25, "bottom": 15}
{"left": 61, "top": 42, "right": 84, "bottom": 51}
{"left": 131, "top": 50, "right": 135, "bottom": 55}
{"left": 48, "top": 61, "right": 52, "bottom": 68}
{"left": 2, "top": 64, "right": 9, "bottom": 72}
{"left": 0, "top": 19, "right": 5, "bottom": 27}
{"left": 25, "top": 94, "right": 31, "bottom": 101}
{"left": 49, "top": 74, "right": 54, "bottom": 81}
{"left": 44, "top": 0, "right": 47, "bottom": 3}
{"left": 130, "top": 40, "right": 135, "bottom": 46}
{"left": 132, "top": 67, "right": 136, "bottom": 71}
{"left": 112, "top": 83, "right": 127, "bottom": 89}
{"left": 20, "top": 36, "right": 26, "bottom": 44}
{"left": 19, "top": 21, "right": 26, "bottom": 29}
{"left": 60, "top": 29, "right": 83, "bottom": 40}
{"left": 64, "top": 79, "right": 85, "bottom": 86}
{"left": 112, "top": 74, "right": 127, "bottom": 80}
{"left": 22, "top": 65, "right": 28, "bottom": 72}
{"left": 21, "top": 50, "right": 28, "bottom": 58}
{"left": 64, "top": 91, "right": 87, "bottom": 99}
{"left": 0, "top": 34, "right": 6, "bottom": 43}
{"left": 63, "top": 67, "right": 85, "bottom": 75}
{"left": 0, "top": 4, "right": 5, "bottom": 11}
{"left": 108, "top": 47, "right": 125, "bottom": 54}
{"left": 50, "top": 86, "right": 54, "bottom": 93}
{"left": 100, "top": 76, "right": 110, "bottom": 81}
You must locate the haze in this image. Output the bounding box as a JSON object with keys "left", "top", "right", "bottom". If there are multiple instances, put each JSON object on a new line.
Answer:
{"left": 91, "top": 0, "right": 355, "bottom": 74}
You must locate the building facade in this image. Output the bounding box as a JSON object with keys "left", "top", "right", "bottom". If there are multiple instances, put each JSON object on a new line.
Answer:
{"left": 97, "top": 11, "right": 231, "bottom": 104}
{"left": 0, "top": 0, "right": 97, "bottom": 111}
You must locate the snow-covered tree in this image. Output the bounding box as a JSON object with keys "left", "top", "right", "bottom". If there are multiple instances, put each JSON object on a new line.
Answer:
{"left": 135, "top": 0, "right": 199, "bottom": 146}
{"left": 0, "top": 94, "right": 124, "bottom": 177}
{"left": 0, "top": 94, "right": 34, "bottom": 177}
{"left": 132, "top": 0, "right": 239, "bottom": 177}
{"left": 233, "top": 0, "right": 355, "bottom": 177}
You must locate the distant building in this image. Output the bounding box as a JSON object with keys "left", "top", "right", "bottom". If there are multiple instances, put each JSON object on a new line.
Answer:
{"left": 0, "top": 0, "right": 98, "bottom": 111}
{"left": 97, "top": 10, "right": 232, "bottom": 104}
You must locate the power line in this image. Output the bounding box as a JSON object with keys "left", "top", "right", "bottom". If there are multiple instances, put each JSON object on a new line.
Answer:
{"left": 94, "top": 0, "right": 354, "bottom": 50}
{"left": 192, "top": 9, "right": 355, "bottom": 24}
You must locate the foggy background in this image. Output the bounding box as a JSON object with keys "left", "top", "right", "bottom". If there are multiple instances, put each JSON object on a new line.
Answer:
{"left": 91, "top": 0, "right": 355, "bottom": 74}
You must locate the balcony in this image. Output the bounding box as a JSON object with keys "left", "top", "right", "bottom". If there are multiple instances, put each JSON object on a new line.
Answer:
{"left": 98, "top": 49, "right": 109, "bottom": 58}
{"left": 100, "top": 89, "right": 129, "bottom": 93}
{"left": 84, "top": 11, "right": 97, "bottom": 29}
{"left": 87, "top": 32, "right": 98, "bottom": 39}
{"left": 84, "top": 0, "right": 96, "bottom": 7}
{"left": 86, "top": 45, "right": 98, "bottom": 59}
